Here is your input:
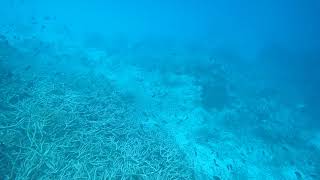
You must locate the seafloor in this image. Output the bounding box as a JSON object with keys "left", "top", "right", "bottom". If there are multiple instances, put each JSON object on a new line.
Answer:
{"left": 1, "top": 24, "right": 320, "bottom": 180}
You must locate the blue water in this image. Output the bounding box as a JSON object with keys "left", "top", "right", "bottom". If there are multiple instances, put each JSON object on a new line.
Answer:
{"left": 1, "top": 0, "right": 319, "bottom": 179}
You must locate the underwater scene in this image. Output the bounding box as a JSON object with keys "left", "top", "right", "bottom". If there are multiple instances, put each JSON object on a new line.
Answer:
{"left": 0, "top": 0, "right": 320, "bottom": 179}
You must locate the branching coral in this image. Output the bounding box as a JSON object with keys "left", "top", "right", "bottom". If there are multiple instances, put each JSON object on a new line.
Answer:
{"left": 0, "top": 70, "right": 194, "bottom": 179}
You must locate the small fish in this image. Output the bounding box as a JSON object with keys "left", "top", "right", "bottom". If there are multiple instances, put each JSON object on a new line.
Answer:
{"left": 44, "top": 16, "right": 51, "bottom": 21}
{"left": 24, "top": 65, "right": 31, "bottom": 71}
{"left": 5, "top": 71, "right": 13, "bottom": 78}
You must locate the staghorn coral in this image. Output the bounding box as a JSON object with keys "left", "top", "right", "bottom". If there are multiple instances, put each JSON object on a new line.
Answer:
{"left": 0, "top": 71, "right": 194, "bottom": 179}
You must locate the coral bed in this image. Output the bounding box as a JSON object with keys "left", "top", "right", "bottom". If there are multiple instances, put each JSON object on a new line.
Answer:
{"left": 0, "top": 38, "right": 193, "bottom": 179}
{"left": 1, "top": 31, "right": 320, "bottom": 179}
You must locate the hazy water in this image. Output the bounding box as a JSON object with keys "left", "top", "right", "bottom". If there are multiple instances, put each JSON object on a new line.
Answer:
{"left": 1, "top": 0, "right": 319, "bottom": 179}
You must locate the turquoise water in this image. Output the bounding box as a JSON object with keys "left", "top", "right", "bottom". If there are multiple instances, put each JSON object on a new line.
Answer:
{"left": 1, "top": 0, "right": 319, "bottom": 179}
